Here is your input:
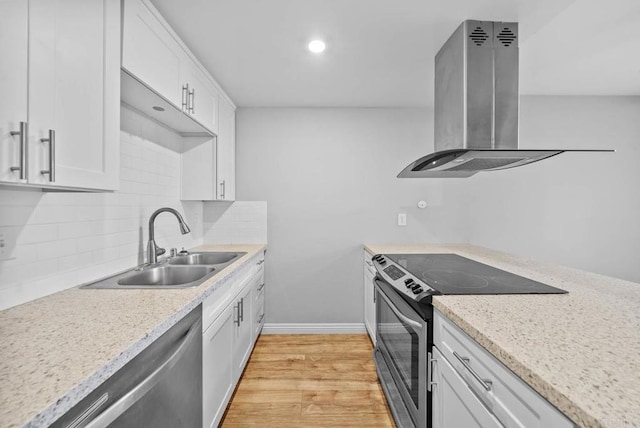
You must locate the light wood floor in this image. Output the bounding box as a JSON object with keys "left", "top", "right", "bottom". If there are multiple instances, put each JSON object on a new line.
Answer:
{"left": 220, "top": 334, "right": 396, "bottom": 427}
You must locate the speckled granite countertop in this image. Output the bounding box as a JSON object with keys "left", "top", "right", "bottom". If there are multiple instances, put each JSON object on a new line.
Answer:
{"left": 365, "top": 243, "right": 640, "bottom": 428}
{"left": 0, "top": 244, "right": 266, "bottom": 428}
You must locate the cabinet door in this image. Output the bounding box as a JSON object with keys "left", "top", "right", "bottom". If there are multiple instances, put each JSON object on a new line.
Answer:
{"left": 363, "top": 255, "right": 376, "bottom": 344}
{"left": 216, "top": 97, "right": 236, "bottom": 201}
{"left": 431, "top": 347, "right": 503, "bottom": 428}
{"left": 122, "top": 0, "right": 182, "bottom": 107}
{"left": 181, "top": 58, "right": 219, "bottom": 134}
{"left": 28, "top": 0, "right": 120, "bottom": 190}
{"left": 253, "top": 270, "right": 265, "bottom": 341}
{"left": 203, "top": 303, "right": 235, "bottom": 428}
{"left": 233, "top": 284, "right": 253, "bottom": 379}
{"left": 0, "top": 0, "right": 28, "bottom": 184}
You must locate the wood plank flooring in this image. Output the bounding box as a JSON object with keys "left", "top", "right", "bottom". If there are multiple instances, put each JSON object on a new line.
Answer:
{"left": 220, "top": 334, "right": 396, "bottom": 427}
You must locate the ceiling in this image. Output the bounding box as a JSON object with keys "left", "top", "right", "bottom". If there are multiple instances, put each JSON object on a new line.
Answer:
{"left": 150, "top": 0, "right": 640, "bottom": 107}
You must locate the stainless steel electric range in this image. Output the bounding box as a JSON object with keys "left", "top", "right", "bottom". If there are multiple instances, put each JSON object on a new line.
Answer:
{"left": 371, "top": 253, "right": 567, "bottom": 428}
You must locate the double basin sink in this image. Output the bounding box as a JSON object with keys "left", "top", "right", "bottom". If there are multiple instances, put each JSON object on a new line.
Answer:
{"left": 82, "top": 252, "right": 246, "bottom": 289}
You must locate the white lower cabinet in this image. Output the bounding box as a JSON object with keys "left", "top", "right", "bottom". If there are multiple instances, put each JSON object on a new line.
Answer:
{"left": 203, "top": 303, "right": 235, "bottom": 428}
{"left": 253, "top": 269, "right": 265, "bottom": 340}
{"left": 363, "top": 251, "right": 376, "bottom": 344}
{"left": 202, "top": 252, "right": 266, "bottom": 428}
{"left": 431, "top": 347, "right": 503, "bottom": 428}
{"left": 432, "top": 309, "right": 574, "bottom": 428}
{"left": 232, "top": 283, "right": 253, "bottom": 379}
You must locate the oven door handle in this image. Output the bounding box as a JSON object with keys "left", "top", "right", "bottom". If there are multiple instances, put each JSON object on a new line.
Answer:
{"left": 376, "top": 285, "right": 423, "bottom": 330}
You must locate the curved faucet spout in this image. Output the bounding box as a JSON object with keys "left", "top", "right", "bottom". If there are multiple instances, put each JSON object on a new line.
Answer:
{"left": 147, "top": 207, "right": 191, "bottom": 264}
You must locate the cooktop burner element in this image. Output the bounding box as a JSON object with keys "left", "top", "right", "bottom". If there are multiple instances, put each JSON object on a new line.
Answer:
{"left": 373, "top": 253, "right": 567, "bottom": 303}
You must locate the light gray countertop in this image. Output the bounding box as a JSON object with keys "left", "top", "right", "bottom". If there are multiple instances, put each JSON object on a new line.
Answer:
{"left": 365, "top": 243, "right": 640, "bottom": 428}
{"left": 0, "top": 244, "right": 266, "bottom": 428}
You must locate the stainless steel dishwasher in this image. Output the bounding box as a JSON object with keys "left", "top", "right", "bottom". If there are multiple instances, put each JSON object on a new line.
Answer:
{"left": 52, "top": 306, "right": 202, "bottom": 428}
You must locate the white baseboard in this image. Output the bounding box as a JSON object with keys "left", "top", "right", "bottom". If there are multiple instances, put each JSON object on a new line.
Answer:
{"left": 262, "top": 323, "right": 366, "bottom": 334}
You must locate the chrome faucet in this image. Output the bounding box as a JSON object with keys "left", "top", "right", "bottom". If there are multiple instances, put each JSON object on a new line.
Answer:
{"left": 147, "top": 207, "right": 191, "bottom": 265}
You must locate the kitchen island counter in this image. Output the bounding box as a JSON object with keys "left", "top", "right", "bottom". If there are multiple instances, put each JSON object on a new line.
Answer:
{"left": 365, "top": 243, "right": 640, "bottom": 428}
{"left": 0, "top": 244, "right": 266, "bottom": 428}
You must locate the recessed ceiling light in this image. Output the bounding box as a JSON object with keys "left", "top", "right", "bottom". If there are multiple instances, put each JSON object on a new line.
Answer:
{"left": 307, "top": 40, "right": 326, "bottom": 54}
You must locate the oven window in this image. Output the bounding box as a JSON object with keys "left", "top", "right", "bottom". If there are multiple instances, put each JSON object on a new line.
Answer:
{"left": 377, "top": 293, "right": 420, "bottom": 407}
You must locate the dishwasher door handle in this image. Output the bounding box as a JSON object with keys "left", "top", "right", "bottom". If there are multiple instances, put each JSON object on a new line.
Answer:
{"left": 83, "top": 321, "right": 200, "bottom": 428}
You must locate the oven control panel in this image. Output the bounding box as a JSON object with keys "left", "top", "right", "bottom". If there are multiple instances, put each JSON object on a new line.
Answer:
{"left": 372, "top": 254, "right": 435, "bottom": 301}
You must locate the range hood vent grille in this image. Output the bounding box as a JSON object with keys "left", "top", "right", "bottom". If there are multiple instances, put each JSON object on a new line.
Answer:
{"left": 469, "top": 26, "right": 489, "bottom": 46}
{"left": 496, "top": 27, "right": 517, "bottom": 46}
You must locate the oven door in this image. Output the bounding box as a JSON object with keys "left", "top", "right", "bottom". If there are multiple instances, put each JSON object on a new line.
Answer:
{"left": 375, "top": 278, "right": 428, "bottom": 428}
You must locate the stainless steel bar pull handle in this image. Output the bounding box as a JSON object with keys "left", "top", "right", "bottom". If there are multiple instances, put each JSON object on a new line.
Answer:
{"left": 181, "top": 84, "right": 189, "bottom": 112}
{"left": 257, "top": 283, "right": 265, "bottom": 292}
{"left": 376, "top": 285, "right": 423, "bottom": 330}
{"left": 40, "top": 129, "right": 55, "bottom": 182}
{"left": 428, "top": 352, "right": 437, "bottom": 392}
{"left": 239, "top": 297, "right": 244, "bottom": 322}
{"left": 188, "top": 88, "right": 195, "bottom": 114}
{"left": 219, "top": 180, "right": 226, "bottom": 199}
{"left": 9, "top": 121, "right": 28, "bottom": 179}
{"left": 453, "top": 351, "right": 493, "bottom": 391}
{"left": 234, "top": 303, "right": 241, "bottom": 326}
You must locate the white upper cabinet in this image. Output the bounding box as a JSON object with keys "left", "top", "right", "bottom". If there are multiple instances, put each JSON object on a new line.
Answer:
{"left": 180, "top": 56, "right": 219, "bottom": 134}
{"left": 1, "top": 0, "right": 120, "bottom": 191}
{"left": 122, "top": 0, "right": 182, "bottom": 107}
{"left": 0, "top": 0, "right": 28, "bottom": 185}
{"left": 216, "top": 97, "right": 236, "bottom": 201}
{"left": 121, "top": 0, "right": 236, "bottom": 201}
{"left": 27, "top": 0, "right": 120, "bottom": 190}
{"left": 181, "top": 94, "right": 235, "bottom": 201}
{"left": 122, "top": 0, "right": 221, "bottom": 136}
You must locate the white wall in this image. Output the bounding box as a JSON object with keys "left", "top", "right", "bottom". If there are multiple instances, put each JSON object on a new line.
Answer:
{"left": 0, "top": 107, "right": 203, "bottom": 310}
{"left": 443, "top": 96, "right": 640, "bottom": 283}
{"left": 236, "top": 108, "right": 465, "bottom": 324}
{"left": 236, "top": 97, "right": 640, "bottom": 324}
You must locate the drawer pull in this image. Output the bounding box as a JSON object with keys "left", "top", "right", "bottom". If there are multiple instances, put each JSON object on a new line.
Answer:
{"left": 256, "top": 259, "right": 265, "bottom": 265}
{"left": 258, "top": 313, "right": 264, "bottom": 323}
{"left": 453, "top": 351, "right": 493, "bottom": 391}
{"left": 257, "top": 283, "right": 265, "bottom": 291}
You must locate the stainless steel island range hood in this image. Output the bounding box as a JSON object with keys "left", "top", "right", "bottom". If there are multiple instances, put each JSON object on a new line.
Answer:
{"left": 398, "top": 20, "right": 612, "bottom": 178}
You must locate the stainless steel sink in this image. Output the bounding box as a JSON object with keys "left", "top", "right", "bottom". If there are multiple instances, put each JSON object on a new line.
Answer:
{"left": 168, "top": 252, "right": 241, "bottom": 266}
{"left": 117, "top": 266, "right": 214, "bottom": 286}
{"left": 81, "top": 251, "right": 247, "bottom": 289}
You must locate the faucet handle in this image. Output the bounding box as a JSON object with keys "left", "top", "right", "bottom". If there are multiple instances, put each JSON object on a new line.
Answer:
{"left": 156, "top": 247, "right": 166, "bottom": 257}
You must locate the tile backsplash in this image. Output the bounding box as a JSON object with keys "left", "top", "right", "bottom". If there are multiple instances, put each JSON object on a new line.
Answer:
{"left": 0, "top": 108, "right": 203, "bottom": 310}
{"left": 203, "top": 201, "right": 267, "bottom": 244}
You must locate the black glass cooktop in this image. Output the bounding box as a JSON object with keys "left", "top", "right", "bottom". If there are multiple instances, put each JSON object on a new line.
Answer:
{"left": 387, "top": 253, "right": 567, "bottom": 295}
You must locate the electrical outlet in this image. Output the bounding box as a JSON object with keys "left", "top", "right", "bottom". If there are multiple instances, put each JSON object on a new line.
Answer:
{"left": 397, "top": 213, "right": 407, "bottom": 226}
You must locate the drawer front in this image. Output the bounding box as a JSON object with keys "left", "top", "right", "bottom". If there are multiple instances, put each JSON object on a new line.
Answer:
{"left": 434, "top": 309, "right": 574, "bottom": 428}
{"left": 203, "top": 252, "right": 265, "bottom": 331}
{"left": 202, "top": 280, "right": 234, "bottom": 332}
